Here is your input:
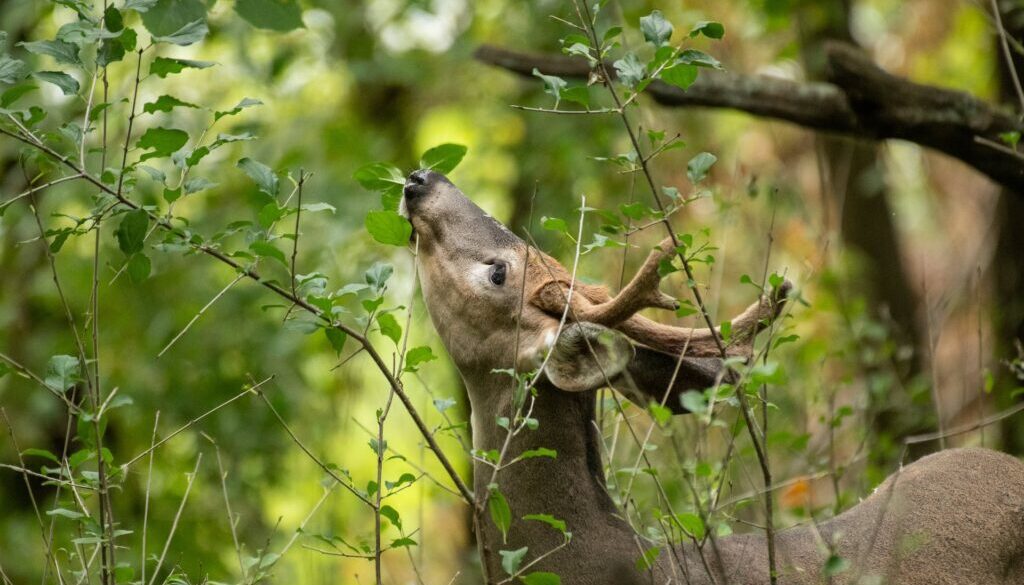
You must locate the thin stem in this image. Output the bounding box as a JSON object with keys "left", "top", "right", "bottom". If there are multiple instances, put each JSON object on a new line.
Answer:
{"left": 140, "top": 412, "right": 159, "bottom": 585}
{"left": 0, "top": 173, "right": 84, "bottom": 212}
{"left": 256, "top": 389, "right": 374, "bottom": 507}
{"left": 146, "top": 454, "right": 202, "bottom": 585}
{"left": 991, "top": 0, "right": 1024, "bottom": 114}
{"left": 123, "top": 380, "right": 269, "bottom": 468}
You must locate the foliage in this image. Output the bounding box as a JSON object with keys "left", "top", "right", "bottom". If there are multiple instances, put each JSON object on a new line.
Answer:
{"left": 0, "top": 0, "right": 1020, "bottom": 584}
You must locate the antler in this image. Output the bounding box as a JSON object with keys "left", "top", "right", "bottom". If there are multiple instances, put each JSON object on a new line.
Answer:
{"left": 531, "top": 237, "right": 791, "bottom": 357}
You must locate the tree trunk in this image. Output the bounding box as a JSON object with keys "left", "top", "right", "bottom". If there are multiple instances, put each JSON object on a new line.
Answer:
{"left": 994, "top": 1, "right": 1024, "bottom": 454}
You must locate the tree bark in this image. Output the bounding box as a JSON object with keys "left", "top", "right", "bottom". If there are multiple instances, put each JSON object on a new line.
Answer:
{"left": 475, "top": 42, "right": 1024, "bottom": 192}
{"left": 993, "top": 0, "right": 1024, "bottom": 454}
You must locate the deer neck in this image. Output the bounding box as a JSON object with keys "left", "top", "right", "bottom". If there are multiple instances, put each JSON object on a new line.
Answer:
{"left": 464, "top": 372, "right": 615, "bottom": 517}
{"left": 463, "top": 373, "right": 643, "bottom": 562}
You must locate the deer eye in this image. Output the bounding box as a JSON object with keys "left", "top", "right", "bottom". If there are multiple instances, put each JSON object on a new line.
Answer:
{"left": 488, "top": 262, "right": 507, "bottom": 286}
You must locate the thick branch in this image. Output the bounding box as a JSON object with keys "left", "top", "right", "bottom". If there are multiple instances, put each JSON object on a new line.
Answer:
{"left": 475, "top": 42, "right": 1024, "bottom": 192}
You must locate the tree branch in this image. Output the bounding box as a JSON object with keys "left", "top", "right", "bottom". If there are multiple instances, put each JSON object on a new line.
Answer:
{"left": 475, "top": 42, "right": 1024, "bottom": 191}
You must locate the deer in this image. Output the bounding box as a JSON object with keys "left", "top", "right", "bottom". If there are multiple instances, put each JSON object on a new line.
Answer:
{"left": 400, "top": 169, "right": 1024, "bottom": 585}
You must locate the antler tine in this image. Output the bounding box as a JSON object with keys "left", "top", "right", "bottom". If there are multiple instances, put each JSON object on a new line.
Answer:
{"left": 617, "top": 280, "right": 792, "bottom": 357}
{"left": 530, "top": 236, "right": 791, "bottom": 358}
{"left": 532, "top": 237, "right": 679, "bottom": 326}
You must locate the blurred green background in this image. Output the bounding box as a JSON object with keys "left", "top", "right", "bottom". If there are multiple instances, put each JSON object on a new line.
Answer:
{"left": 1, "top": 0, "right": 1023, "bottom": 583}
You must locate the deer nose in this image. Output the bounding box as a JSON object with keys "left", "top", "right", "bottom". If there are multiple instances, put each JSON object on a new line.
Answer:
{"left": 404, "top": 169, "right": 435, "bottom": 200}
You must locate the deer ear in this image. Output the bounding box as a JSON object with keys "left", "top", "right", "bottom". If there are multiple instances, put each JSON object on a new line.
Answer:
{"left": 542, "top": 322, "right": 633, "bottom": 392}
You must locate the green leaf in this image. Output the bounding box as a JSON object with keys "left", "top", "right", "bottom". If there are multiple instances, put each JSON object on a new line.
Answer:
{"left": 517, "top": 448, "right": 556, "bottom": 460}
{"left": 1000, "top": 131, "right": 1021, "bottom": 149}
{"left": 47, "top": 507, "right": 85, "bottom": 520}
{"left": 673, "top": 512, "right": 705, "bottom": 539}
{"left": 324, "top": 328, "right": 347, "bottom": 354}
{"left": 385, "top": 472, "right": 416, "bottom": 491}
{"left": 612, "top": 53, "right": 645, "bottom": 89}
{"left": 649, "top": 402, "right": 672, "bottom": 426}
{"left": 419, "top": 143, "right": 467, "bottom": 175}
{"left": 33, "top": 71, "right": 79, "bottom": 96}
{"left": 353, "top": 162, "right": 404, "bottom": 191}
{"left": 183, "top": 177, "right": 216, "bottom": 194}
{"left": 520, "top": 572, "right": 560, "bottom": 585}
{"left": 163, "top": 186, "right": 181, "bottom": 203}
{"left": 142, "top": 94, "right": 199, "bottom": 114}
{"left": 636, "top": 546, "right": 661, "bottom": 570}
{"left": 258, "top": 202, "right": 286, "bottom": 229}
{"left": 126, "top": 253, "right": 151, "bottom": 283}
{"left": 97, "top": 28, "right": 137, "bottom": 67}
{"left": 689, "top": 21, "right": 725, "bottom": 39}
{"left": 541, "top": 216, "right": 569, "bottom": 235}
{"left": 1, "top": 84, "right": 37, "bottom": 108}
{"left": 137, "top": 127, "right": 188, "bottom": 161}
{"left": 619, "top": 202, "right": 646, "bottom": 220}
{"left": 258, "top": 553, "right": 280, "bottom": 569}
{"left": 149, "top": 56, "right": 215, "bottom": 78}
{"left": 53, "top": 21, "right": 116, "bottom": 46}
{"left": 249, "top": 241, "right": 287, "bottom": 266}
{"left": 376, "top": 312, "right": 402, "bottom": 345}
{"left": 21, "top": 448, "right": 60, "bottom": 465}
{"left": 603, "top": 26, "right": 623, "bottom": 43}
{"left": 153, "top": 19, "right": 209, "bottom": 46}
{"left": 433, "top": 397, "right": 456, "bottom": 413}
{"left": 677, "top": 49, "right": 722, "bottom": 69}
{"left": 19, "top": 40, "right": 81, "bottom": 65}
{"left": 124, "top": 0, "right": 159, "bottom": 12}
{"left": 237, "top": 157, "right": 279, "bottom": 196}
{"left": 489, "top": 488, "right": 512, "bottom": 543}
{"left": 687, "top": 152, "right": 717, "bottom": 184}
{"left": 390, "top": 537, "right": 417, "bottom": 548}
{"left": 661, "top": 64, "right": 698, "bottom": 90}
{"left": 365, "top": 210, "right": 412, "bottom": 246}
{"left": 523, "top": 513, "right": 566, "bottom": 535}
{"left": 680, "top": 390, "right": 708, "bottom": 415}
{"left": 0, "top": 58, "right": 25, "bottom": 86}
{"left": 44, "top": 355, "right": 80, "bottom": 393}
{"left": 379, "top": 504, "right": 401, "bottom": 529}
{"left": 824, "top": 554, "right": 850, "bottom": 576}
{"left": 235, "top": 0, "right": 304, "bottom": 31}
{"left": 113, "top": 565, "right": 135, "bottom": 582}
{"left": 404, "top": 346, "right": 437, "bottom": 372}
{"left": 301, "top": 202, "right": 336, "bottom": 213}
{"left": 141, "top": 0, "right": 206, "bottom": 37}
{"left": 532, "top": 68, "right": 567, "bottom": 107}
{"left": 640, "top": 10, "right": 673, "bottom": 46}
{"left": 500, "top": 546, "right": 528, "bottom": 576}
{"left": 561, "top": 85, "right": 590, "bottom": 107}
{"left": 214, "top": 97, "right": 262, "bottom": 121}
{"left": 364, "top": 262, "right": 393, "bottom": 290}
{"left": 115, "top": 209, "right": 149, "bottom": 255}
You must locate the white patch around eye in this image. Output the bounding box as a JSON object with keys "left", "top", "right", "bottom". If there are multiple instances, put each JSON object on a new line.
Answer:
{"left": 544, "top": 328, "right": 556, "bottom": 350}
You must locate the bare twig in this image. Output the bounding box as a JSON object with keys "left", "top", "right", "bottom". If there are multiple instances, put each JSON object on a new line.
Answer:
{"left": 123, "top": 379, "right": 270, "bottom": 468}
{"left": 140, "top": 412, "right": 159, "bottom": 585}
{"left": 146, "top": 453, "right": 202, "bottom": 585}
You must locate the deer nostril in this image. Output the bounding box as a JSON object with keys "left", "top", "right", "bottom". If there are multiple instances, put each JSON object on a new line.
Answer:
{"left": 409, "top": 170, "right": 430, "bottom": 185}
{"left": 404, "top": 170, "right": 433, "bottom": 200}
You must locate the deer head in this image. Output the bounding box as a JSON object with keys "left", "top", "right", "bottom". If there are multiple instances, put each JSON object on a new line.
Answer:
{"left": 402, "top": 170, "right": 1024, "bottom": 585}
{"left": 402, "top": 169, "right": 790, "bottom": 402}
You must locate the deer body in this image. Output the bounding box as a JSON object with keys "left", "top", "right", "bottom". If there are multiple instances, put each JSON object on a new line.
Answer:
{"left": 402, "top": 170, "right": 1024, "bottom": 584}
